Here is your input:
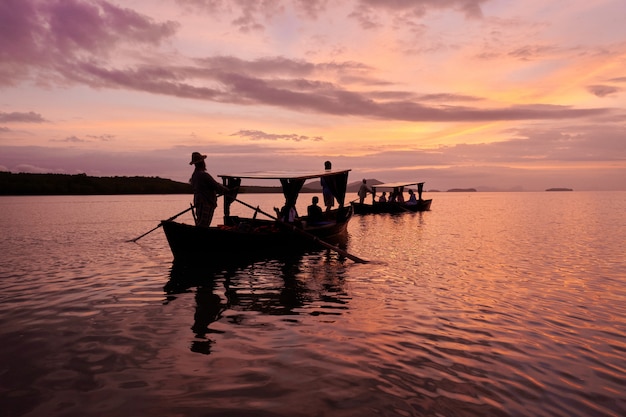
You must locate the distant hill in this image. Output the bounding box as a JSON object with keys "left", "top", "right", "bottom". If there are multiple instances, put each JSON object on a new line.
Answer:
{"left": 0, "top": 172, "right": 192, "bottom": 196}
{"left": 546, "top": 188, "right": 573, "bottom": 191}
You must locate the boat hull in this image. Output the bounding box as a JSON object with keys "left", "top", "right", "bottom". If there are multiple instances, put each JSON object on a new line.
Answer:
{"left": 162, "top": 208, "right": 351, "bottom": 263}
{"left": 351, "top": 199, "right": 432, "bottom": 215}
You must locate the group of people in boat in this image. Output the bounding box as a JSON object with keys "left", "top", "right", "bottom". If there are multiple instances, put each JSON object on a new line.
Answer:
{"left": 189, "top": 151, "right": 425, "bottom": 229}
{"left": 356, "top": 177, "right": 425, "bottom": 207}
{"left": 274, "top": 195, "right": 326, "bottom": 226}
{"left": 274, "top": 160, "right": 334, "bottom": 226}
{"left": 375, "top": 188, "right": 420, "bottom": 205}
{"left": 189, "top": 153, "right": 337, "bottom": 228}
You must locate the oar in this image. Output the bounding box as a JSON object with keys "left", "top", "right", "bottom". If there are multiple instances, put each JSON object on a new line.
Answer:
{"left": 127, "top": 205, "right": 194, "bottom": 243}
{"left": 233, "top": 198, "right": 369, "bottom": 264}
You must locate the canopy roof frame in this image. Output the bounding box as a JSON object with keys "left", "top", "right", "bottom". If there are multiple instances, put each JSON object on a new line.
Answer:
{"left": 218, "top": 169, "right": 352, "bottom": 213}
{"left": 218, "top": 169, "right": 351, "bottom": 182}
{"left": 371, "top": 181, "right": 425, "bottom": 191}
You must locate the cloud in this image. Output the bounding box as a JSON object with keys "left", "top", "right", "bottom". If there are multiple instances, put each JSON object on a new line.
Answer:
{"left": 507, "top": 44, "right": 562, "bottom": 61}
{"left": 348, "top": 0, "right": 487, "bottom": 29}
{"left": 177, "top": 0, "right": 285, "bottom": 32}
{"left": 587, "top": 85, "right": 622, "bottom": 98}
{"left": 176, "top": 0, "right": 485, "bottom": 32}
{"left": 418, "top": 93, "right": 482, "bottom": 103}
{"left": 0, "top": 111, "right": 47, "bottom": 123}
{"left": 86, "top": 134, "right": 115, "bottom": 141}
{"left": 2, "top": 131, "right": 625, "bottom": 190}
{"left": 13, "top": 163, "right": 58, "bottom": 174}
{"left": 69, "top": 56, "right": 611, "bottom": 122}
{"left": 357, "top": 0, "right": 487, "bottom": 19}
{"left": 1, "top": 2, "right": 613, "bottom": 125}
{"left": 0, "top": 0, "right": 178, "bottom": 86}
{"left": 54, "top": 136, "right": 86, "bottom": 143}
{"left": 232, "top": 129, "right": 323, "bottom": 142}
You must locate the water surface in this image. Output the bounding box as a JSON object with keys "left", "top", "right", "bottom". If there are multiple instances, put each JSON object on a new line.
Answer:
{"left": 1, "top": 192, "right": 625, "bottom": 417}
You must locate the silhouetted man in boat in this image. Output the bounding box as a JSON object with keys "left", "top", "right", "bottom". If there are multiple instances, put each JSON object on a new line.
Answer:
{"left": 321, "top": 160, "right": 334, "bottom": 211}
{"left": 274, "top": 199, "right": 299, "bottom": 223}
{"left": 357, "top": 179, "right": 372, "bottom": 204}
{"left": 307, "top": 196, "right": 324, "bottom": 225}
{"left": 417, "top": 182, "right": 424, "bottom": 200}
{"left": 189, "top": 152, "right": 229, "bottom": 227}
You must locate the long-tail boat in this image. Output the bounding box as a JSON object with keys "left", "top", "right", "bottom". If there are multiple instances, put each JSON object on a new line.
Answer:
{"left": 351, "top": 181, "right": 432, "bottom": 214}
{"left": 159, "top": 169, "right": 367, "bottom": 264}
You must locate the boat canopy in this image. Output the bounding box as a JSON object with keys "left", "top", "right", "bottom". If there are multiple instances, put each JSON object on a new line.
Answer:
{"left": 218, "top": 169, "right": 351, "bottom": 181}
{"left": 218, "top": 169, "right": 351, "bottom": 214}
{"left": 371, "top": 181, "right": 425, "bottom": 191}
{"left": 370, "top": 181, "right": 426, "bottom": 203}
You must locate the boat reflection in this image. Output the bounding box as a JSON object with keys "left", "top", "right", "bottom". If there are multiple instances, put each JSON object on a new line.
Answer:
{"left": 163, "top": 248, "right": 350, "bottom": 354}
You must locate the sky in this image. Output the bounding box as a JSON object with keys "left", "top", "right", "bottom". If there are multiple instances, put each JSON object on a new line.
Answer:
{"left": 1, "top": 0, "right": 625, "bottom": 191}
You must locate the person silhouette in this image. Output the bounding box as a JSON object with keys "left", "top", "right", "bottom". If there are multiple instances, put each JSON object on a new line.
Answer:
{"left": 189, "top": 152, "right": 229, "bottom": 227}
{"left": 321, "top": 160, "right": 334, "bottom": 211}
{"left": 307, "top": 196, "right": 324, "bottom": 225}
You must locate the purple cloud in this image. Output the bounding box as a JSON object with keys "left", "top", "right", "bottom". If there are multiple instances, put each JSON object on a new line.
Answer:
{"left": 86, "top": 134, "right": 115, "bottom": 141}
{"left": 52, "top": 135, "right": 86, "bottom": 143}
{"left": 0, "top": 111, "right": 47, "bottom": 123}
{"left": 4, "top": 125, "right": 625, "bottom": 189}
{"left": 61, "top": 56, "right": 611, "bottom": 122}
{"left": 587, "top": 85, "right": 621, "bottom": 98}
{"left": 177, "top": 0, "right": 486, "bottom": 32}
{"left": 232, "top": 129, "right": 324, "bottom": 142}
{"left": 0, "top": 1, "right": 614, "bottom": 125}
{"left": 352, "top": 0, "right": 487, "bottom": 26}
{"left": 0, "top": 0, "right": 178, "bottom": 86}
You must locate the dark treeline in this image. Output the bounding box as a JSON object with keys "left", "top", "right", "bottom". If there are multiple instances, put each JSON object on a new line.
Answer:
{"left": 0, "top": 172, "right": 372, "bottom": 196}
{"left": 0, "top": 172, "right": 193, "bottom": 196}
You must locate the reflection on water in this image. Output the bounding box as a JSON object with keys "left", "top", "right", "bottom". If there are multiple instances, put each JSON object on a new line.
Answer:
{"left": 164, "top": 250, "right": 350, "bottom": 355}
{"left": 1, "top": 193, "right": 625, "bottom": 417}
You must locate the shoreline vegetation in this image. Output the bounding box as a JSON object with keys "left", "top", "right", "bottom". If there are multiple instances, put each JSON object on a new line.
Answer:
{"left": 0, "top": 172, "right": 286, "bottom": 196}
{"left": 0, "top": 172, "right": 193, "bottom": 196}
{"left": 0, "top": 172, "right": 574, "bottom": 196}
{"left": 0, "top": 172, "right": 334, "bottom": 196}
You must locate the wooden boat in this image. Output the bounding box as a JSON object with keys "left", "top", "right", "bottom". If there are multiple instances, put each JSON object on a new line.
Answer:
{"left": 161, "top": 169, "right": 361, "bottom": 264}
{"left": 351, "top": 181, "right": 432, "bottom": 214}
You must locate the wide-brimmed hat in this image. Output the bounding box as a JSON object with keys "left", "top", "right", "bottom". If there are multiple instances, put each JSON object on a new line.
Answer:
{"left": 189, "top": 152, "right": 207, "bottom": 165}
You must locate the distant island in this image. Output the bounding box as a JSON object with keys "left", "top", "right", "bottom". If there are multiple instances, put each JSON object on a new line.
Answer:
{"left": 447, "top": 188, "right": 477, "bottom": 192}
{"left": 546, "top": 188, "right": 573, "bottom": 192}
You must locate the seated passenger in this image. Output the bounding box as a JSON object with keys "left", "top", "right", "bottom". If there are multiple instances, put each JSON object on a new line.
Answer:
{"left": 407, "top": 189, "right": 418, "bottom": 205}
{"left": 307, "top": 196, "right": 324, "bottom": 224}
{"left": 378, "top": 192, "right": 387, "bottom": 203}
{"left": 274, "top": 200, "right": 299, "bottom": 223}
{"left": 396, "top": 187, "right": 405, "bottom": 203}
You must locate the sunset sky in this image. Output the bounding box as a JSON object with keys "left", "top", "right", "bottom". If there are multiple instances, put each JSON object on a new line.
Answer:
{"left": 1, "top": 0, "right": 625, "bottom": 191}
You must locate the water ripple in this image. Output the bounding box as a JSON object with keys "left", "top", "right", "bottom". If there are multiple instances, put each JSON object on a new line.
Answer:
{"left": 2, "top": 193, "right": 626, "bottom": 417}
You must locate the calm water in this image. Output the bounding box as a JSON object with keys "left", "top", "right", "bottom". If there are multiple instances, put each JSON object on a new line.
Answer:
{"left": 1, "top": 192, "right": 625, "bottom": 417}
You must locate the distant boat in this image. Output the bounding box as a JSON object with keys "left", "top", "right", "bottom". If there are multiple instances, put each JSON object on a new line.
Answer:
{"left": 546, "top": 188, "right": 573, "bottom": 191}
{"left": 351, "top": 181, "right": 432, "bottom": 215}
{"left": 161, "top": 169, "right": 365, "bottom": 264}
